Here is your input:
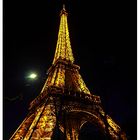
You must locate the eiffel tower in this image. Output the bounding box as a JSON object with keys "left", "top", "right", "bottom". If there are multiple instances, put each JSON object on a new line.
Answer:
{"left": 9, "top": 5, "right": 127, "bottom": 140}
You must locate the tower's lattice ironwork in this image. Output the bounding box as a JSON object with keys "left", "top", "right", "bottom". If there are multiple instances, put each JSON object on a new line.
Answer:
{"left": 10, "top": 5, "right": 127, "bottom": 140}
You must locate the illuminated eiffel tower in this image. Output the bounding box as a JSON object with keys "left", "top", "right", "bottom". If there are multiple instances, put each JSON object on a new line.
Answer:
{"left": 10, "top": 5, "right": 127, "bottom": 140}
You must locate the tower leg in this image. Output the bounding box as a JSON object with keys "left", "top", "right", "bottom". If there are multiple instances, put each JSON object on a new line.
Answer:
{"left": 65, "top": 118, "right": 80, "bottom": 140}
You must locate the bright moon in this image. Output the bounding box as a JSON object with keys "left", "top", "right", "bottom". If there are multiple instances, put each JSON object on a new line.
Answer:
{"left": 29, "top": 73, "right": 37, "bottom": 79}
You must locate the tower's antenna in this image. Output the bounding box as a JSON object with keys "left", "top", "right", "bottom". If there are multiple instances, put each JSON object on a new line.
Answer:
{"left": 63, "top": 4, "right": 65, "bottom": 10}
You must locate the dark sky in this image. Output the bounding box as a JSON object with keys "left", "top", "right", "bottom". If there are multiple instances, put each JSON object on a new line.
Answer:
{"left": 3, "top": 0, "right": 137, "bottom": 140}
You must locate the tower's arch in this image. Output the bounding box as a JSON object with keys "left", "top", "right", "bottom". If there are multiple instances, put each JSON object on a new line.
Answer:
{"left": 79, "top": 121, "right": 110, "bottom": 140}
{"left": 63, "top": 110, "right": 107, "bottom": 138}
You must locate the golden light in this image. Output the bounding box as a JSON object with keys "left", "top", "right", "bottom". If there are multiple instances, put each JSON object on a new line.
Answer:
{"left": 52, "top": 11, "right": 74, "bottom": 64}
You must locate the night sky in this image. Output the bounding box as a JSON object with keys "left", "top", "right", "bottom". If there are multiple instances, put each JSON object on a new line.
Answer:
{"left": 3, "top": 0, "right": 137, "bottom": 140}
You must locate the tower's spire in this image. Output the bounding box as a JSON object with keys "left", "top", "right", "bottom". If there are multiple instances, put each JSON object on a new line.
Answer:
{"left": 63, "top": 4, "right": 65, "bottom": 10}
{"left": 52, "top": 4, "right": 74, "bottom": 64}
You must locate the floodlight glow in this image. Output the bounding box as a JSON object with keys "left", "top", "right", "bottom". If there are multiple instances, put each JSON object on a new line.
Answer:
{"left": 29, "top": 73, "right": 37, "bottom": 79}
